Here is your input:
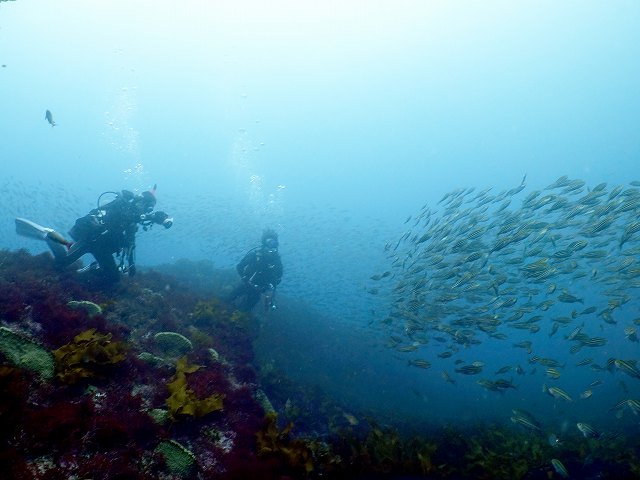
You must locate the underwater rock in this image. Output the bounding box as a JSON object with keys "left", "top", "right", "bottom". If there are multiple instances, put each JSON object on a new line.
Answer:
{"left": 155, "top": 439, "right": 196, "bottom": 477}
{"left": 154, "top": 331, "right": 193, "bottom": 358}
{"left": 66, "top": 300, "right": 102, "bottom": 317}
{"left": 203, "top": 427, "right": 236, "bottom": 453}
{"left": 0, "top": 327, "right": 54, "bottom": 380}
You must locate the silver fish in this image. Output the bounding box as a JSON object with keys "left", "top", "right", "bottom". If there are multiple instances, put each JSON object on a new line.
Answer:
{"left": 551, "top": 458, "right": 569, "bottom": 478}
{"left": 577, "top": 422, "right": 601, "bottom": 439}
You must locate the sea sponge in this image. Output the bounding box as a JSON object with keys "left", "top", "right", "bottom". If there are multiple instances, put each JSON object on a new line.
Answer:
{"left": 0, "top": 327, "right": 55, "bottom": 380}
{"left": 154, "top": 332, "right": 193, "bottom": 358}
{"left": 66, "top": 300, "right": 102, "bottom": 318}
{"left": 155, "top": 439, "right": 196, "bottom": 477}
{"left": 53, "top": 328, "right": 127, "bottom": 383}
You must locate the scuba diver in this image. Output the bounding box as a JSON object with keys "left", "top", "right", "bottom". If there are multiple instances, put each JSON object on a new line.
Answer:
{"left": 15, "top": 185, "right": 173, "bottom": 283}
{"left": 228, "top": 229, "right": 283, "bottom": 312}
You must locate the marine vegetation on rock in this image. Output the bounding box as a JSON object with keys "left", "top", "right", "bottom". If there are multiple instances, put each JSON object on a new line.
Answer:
{"left": 166, "top": 356, "right": 225, "bottom": 419}
{"left": 2, "top": 249, "right": 640, "bottom": 479}
{"left": 66, "top": 299, "right": 103, "bottom": 317}
{"left": 256, "top": 412, "right": 315, "bottom": 474}
{"left": 53, "top": 328, "right": 127, "bottom": 383}
{"left": 0, "top": 326, "right": 54, "bottom": 379}
{"left": 154, "top": 331, "right": 193, "bottom": 358}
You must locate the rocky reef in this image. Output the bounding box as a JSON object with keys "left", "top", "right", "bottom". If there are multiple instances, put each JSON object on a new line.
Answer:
{"left": 1, "top": 248, "right": 639, "bottom": 480}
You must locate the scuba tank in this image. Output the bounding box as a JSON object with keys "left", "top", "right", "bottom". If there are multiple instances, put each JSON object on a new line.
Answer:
{"left": 68, "top": 190, "right": 121, "bottom": 242}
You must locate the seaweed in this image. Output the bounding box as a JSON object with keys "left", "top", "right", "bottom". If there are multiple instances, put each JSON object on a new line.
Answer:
{"left": 53, "top": 328, "right": 127, "bottom": 383}
{"left": 3, "top": 250, "right": 640, "bottom": 479}
{"left": 166, "top": 356, "right": 225, "bottom": 420}
{"left": 192, "top": 299, "right": 230, "bottom": 326}
{"left": 255, "top": 412, "right": 315, "bottom": 475}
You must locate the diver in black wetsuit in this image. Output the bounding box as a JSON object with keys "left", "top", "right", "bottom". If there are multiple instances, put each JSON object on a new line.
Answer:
{"left": 228, "top": 229, "right": 283, "bottom": 311}
{"left": 16, "top": 185, "right": 173, "bottom": 283}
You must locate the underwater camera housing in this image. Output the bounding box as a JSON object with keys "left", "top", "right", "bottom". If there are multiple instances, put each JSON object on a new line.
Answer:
{"left": 140, "top": 211, "right": 173, "bottom": 230}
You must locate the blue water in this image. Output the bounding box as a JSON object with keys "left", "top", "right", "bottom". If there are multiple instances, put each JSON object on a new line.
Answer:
{"left": 1, "top": 1, "right": 640, "bottom": 435}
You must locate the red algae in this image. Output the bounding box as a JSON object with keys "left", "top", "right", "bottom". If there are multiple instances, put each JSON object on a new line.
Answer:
{"left": 3, "top": 250, "right": 640, "bottom": 479}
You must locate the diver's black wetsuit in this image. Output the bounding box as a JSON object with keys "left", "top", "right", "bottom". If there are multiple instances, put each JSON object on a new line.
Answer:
{"left": 53, "top": 190, "right": 171, "bottom": 283}
{"left": 229, "top": 244, "right": 283, "bottom": 311}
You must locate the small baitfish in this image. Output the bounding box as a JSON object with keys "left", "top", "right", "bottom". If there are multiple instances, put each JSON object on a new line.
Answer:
{"left": 548, "top": 433, "right": 561, "bottom": 447}
{"left": 551, "top": 458, "right": 569, "bottom": 478}
{"left": 45, "top": 109, "right": 56, "bottom": 127}
{"left": 577, "top": 422, "right": 601, "bottom": 439}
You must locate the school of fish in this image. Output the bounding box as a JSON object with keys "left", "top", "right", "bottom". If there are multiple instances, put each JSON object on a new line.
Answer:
{"left": 371, "top": 175, "right": 640, "bottom": 432}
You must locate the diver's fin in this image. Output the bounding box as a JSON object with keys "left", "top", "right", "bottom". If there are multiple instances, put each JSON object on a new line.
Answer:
{"left": 77, "top": 261, "right": 99, "bottom": 273}
{"left": 15, "top": 217, "right": 50, "bottom": 240}
{"left": 16, "top": 218, "right": 72, "bottom": 250}
{"left": 46, "top": 237, "right": 68, "bottom": 259}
